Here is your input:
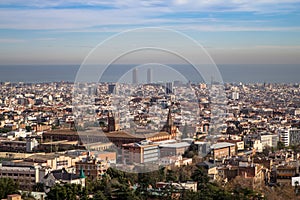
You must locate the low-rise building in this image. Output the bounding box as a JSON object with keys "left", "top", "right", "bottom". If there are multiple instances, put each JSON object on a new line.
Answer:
{"left": 276, "top": 165, "right": 297, "bottom": 184}
{"left": 24, "top": 153, "right": 78, "bottom": 170}
{"left": 159, "top": 142, "right": 190, "bottom": 157}
{"left": 0, "top": 161, "right": 46, "bottom": 190}
{"left": 75, "top": 155, "right": 109, "bottom": 180}
{"left": 41, "top": 168, "right": 86, "bottom": 192}
{"left": 259, "top": 133, "right": 279, "bottom": 149}
{"left": 122, "top": 140, "right": 159, "bottom": 164}
{"left": 3, "top": 194, "right": 22, "bottom": 200}
{"left": 217, "top": 163, "right": 264, "bottom": 189}
{"left": 197, "top": 161, "right": 217, "bottom": 180}
{"left": 156, "top": 181, "right": 197, "bottom": 192}
{"left": 194, "top": 141, "right": 211, "bottom": 157}
{"left": 211, "top": 142, "right": 236, "bottom": 160}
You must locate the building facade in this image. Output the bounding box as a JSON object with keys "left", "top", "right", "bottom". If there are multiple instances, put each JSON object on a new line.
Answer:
{"left": 0, "top": 161, "right": 45, "bottom": 190}
{"left": 211, "top": 142, "right": 236, "bottom": 160}
{"left": 122, "top": 141, "right": 159, "bottom": 164}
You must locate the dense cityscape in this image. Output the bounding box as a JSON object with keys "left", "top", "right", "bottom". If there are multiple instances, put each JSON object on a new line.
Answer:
{"left": 1, "top": 1, "right": 300, "bottom": 200}
{"left": 0, "top": 78, "right": 300, "bottom": 199}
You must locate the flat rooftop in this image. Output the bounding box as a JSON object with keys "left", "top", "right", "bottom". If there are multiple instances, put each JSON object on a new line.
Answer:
{"left": 159, "top": 142, "right": 190, "bottom": 148}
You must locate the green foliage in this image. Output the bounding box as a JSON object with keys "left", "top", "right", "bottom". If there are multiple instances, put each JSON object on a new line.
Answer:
{"left": 0, "top": 177, "right": 19, "bottom": 199}
{"left": 191, "top": 166, "right": 209, "bottom": 189}
{"left": 183, "top": 142, "right": 198, "bottom": 158}
{"left": 45, "top": 183, "right": 87, "bottom": 200}
{"left": 0, "top": 127, "right": 11, "bottom": 133}
{"left": 112, "top": 183, "right": 140, "bottom": 200}
{"left": 25, "top": 125, "right": 32, "bottom": 132}
{"left": 166, "top": 169, "right": 178, "bottom": 182}
{"left": 44, "top": 166, "right": 264, "bottom": 200}
{"left": 21, "top": 192, "right": 36, "bottom": 200}
{"left": 93, "top": 191, "right": 107, "bottom": 200}
{"left": 86, "top": 169, "right": 141, "bottom": 200}
{"left": 33, "top": 182, "right": 45, "bottom": 192}
{"left": 277, "top": 141, "right": 285, "bottom": 150}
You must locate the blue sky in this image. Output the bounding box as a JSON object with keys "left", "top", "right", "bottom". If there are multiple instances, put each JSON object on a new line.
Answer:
{"left": 0, "top": 0, "right": 300, "bottom": 64}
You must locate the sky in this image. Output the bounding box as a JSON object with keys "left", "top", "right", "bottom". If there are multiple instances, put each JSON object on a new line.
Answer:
{"left": 0, "top": 0, "right": 300, "bottom": 65}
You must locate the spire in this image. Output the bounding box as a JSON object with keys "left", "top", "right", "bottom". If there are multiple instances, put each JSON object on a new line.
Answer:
{"left": 79, "top": 167, "right": 86, "bottom": 179}
{"left": 166, "top": 105, "right": 173, "bottom": 126}
{"left": 161, "top": 105, "right": 175, "bottom": 136}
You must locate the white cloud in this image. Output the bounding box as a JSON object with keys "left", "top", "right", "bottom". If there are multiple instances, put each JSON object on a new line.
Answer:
{"left": 1, "top": 0, "right": 300, "bottom": 11}
{"left": 0, "top": 0, "right": 299, "bottom": 31}
{"left": 35, "top": 38, "right": 57, "bottom": 41}
{"left": 174, "top": 0, "right": 189, "bottom": 5}
{"left": 0, "top": 38, "right": 26, "bottom": 43}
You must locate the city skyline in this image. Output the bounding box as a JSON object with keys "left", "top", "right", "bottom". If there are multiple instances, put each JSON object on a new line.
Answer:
{"left": 1, "top": 2, "right": 300, "bottom": 198}
{"left": 0, "top": 1, "right": 299, "bottom": 65}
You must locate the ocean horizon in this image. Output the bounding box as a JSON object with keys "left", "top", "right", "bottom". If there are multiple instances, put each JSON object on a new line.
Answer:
{"left": 0, "top": 64, "right": 299, "bottom": 84}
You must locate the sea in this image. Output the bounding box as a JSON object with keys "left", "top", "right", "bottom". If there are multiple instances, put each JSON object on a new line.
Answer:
{"left": 0, "top": 64, "right": 299, "bottom": 84}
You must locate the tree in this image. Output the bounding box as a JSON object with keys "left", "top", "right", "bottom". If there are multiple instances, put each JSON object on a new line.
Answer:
{"left": 166, "top": 169, "right": 178, "bottom": 182}
{"left": 191, "top": 166, "right": 209, "bottom": 190}
{"left": 226, "top": 177, "right": 265, "bottom": 200}
{"left": 113, "top": 183, "right": 140, "bottom": 200}
{"left": 0, "top": 177, "right": 19, "bottom": 199}
{"left": 277, "top": 141, "right": 285, "bottom": 150}
{"left": 25, "top": 125, "right": 32, "bottom": 132}
{"left": 93, "top": 191, "right": 107, "bottom": 200}
{"left": 33, "top": 182, "right": 45, "bottom": 192}
{"left": 183, "top": 142, "right": 198, "bottom": 158}
{"left": 45, "top": 184, "right": 67, "bottom": 200}
{"left": 21, "top": 192, "right": 36, "bottom": 200}
{"left": 262, "top": 146, "right": 272, "bottom": 156}
{"left": 295, "top": 181, "right": 299, "bottom": 195}
{"left": 45, "top": 184, "right": 85, "bottom": 200}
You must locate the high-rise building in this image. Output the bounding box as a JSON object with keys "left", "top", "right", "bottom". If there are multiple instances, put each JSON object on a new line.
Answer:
{"left": 88, "top": 86, "right": 97, "bottom": 96}
{"left": 279, "top": 128, "right": 300, "bottom": 147}
{"left": 147, "top": 68, "right": 152, "bottom": 83}
{"left": 289, "top": 128, "right": 300, "bottom": 146}
{"left": 132, "top": 68, "right": 138, "bottom": 84}
{"left": 108, "top": 84, "right": 117, "bottom": 94}
{"left": 231, "top": 91, "right": 239, "bottom": 100}
{"left": 280, "top": 129, "right": 290, "bottom": 146}
{"left": 231, "top": 86, "right": 239, "bottom": 100}
{"left": 165, "top": 82, "right": 173, "bottom": 94}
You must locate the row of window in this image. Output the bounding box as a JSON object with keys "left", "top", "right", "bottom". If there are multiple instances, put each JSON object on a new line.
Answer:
{"left": 56, "top": 160, "right": 68, "bottom": 166}
{"left": 1, "top": 173, "right": 35, "bottom": 177}
{"left": 76, "top": 165, "right": 107, "bottom": 170}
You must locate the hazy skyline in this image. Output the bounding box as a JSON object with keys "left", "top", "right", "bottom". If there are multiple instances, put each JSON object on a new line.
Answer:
{"left": 0, "top": 0, "right": 300, "bottom": 65}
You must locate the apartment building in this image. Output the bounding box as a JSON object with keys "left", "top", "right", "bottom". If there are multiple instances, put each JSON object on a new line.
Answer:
{"left": 0, "top": 161, "right": 45, "bottom": 190}
{"left": 122, "top": 140, "right": 159, "bottom": 164}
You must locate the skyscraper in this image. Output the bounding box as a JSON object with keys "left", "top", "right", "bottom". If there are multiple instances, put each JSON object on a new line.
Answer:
{"left": 147, "top": 68, "right": 152, "bottom": 84}
{"left": 132, "top": 68, "right": 138, "bottom": 84}
{"left": 165, "top": 82, "right": 173, "bottom": 94}
{"left": 108, "top": 83, "right": 117, "bottom": 94}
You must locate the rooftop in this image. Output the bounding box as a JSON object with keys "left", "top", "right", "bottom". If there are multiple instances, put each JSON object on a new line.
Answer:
{"left": 159, "top": 142, "right": 190, "bottom": 148}
{"left": 211, "top": 142, "right": 235, "bottom": 149}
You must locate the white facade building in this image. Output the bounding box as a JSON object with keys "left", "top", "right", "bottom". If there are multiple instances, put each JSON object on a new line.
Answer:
{"left": 280, "top": 129, "right": 289, "bottom": 146}
{"left": 279, "top": 128, "right": 300, "bottom": 147}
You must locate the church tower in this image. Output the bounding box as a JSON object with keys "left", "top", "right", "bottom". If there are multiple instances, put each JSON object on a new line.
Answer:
{"left": 106, "top": 111, "right": 120, "bottom": 132}
{"left": 162, "top": 107, "right": 177, "bottom": 139}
